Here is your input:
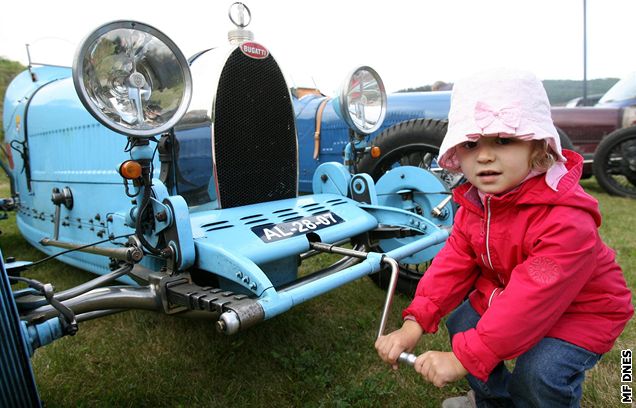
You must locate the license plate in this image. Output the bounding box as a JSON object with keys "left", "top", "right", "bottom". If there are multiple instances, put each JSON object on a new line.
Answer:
{"left": 252, "top": 212, "right": 343, "bottom": 243}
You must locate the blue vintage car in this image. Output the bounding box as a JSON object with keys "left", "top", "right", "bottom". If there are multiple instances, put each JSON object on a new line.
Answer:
{"left": 0, "top": 4, "right": 455, "bottom": 404}
{"left": 294, "top": 88, "right": 455, "bottom": 192}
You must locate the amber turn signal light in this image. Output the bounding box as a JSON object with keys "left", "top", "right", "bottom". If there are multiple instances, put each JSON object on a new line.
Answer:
{"left": 119, "top": 160, "right": 142, "bottom": 179}
{"left": 371, "top": 146, "right": 381, "bottom": 158}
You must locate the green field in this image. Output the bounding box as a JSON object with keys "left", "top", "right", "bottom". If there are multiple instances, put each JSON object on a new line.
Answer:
{"left": 0, "top": 175, "right": 633, "bottom": 407}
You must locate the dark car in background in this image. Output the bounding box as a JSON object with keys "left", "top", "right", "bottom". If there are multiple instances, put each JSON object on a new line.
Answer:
{"left": 551, "top": 72, "right": 636, "bottom": 196}
{"left": 552, "top": 72, "right": 636, "bottom": 165}
{"left": 551, "top": 105, "right": 623, "bottom": 173}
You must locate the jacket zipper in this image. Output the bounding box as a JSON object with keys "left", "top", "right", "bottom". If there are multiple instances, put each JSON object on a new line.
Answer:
{"left": 485, "top": 197, "right": 506, "bottom": 285}
{"left": 485, "top": 196, "right": 494, "bottom": 270}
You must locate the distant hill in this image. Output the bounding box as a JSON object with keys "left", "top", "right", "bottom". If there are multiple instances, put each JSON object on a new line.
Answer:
{"left": 397, "top": 78, "right": 620, "bottom": 106}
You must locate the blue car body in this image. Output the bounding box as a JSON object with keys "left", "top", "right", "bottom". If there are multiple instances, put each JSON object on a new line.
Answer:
{"left": 1, "top": 17, "right": 455, "bottom": 352}
{"left": 294, "top": 91, "right": 451, "bottom": 192}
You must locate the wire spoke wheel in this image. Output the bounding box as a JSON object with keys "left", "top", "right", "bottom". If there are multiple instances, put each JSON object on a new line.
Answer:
{"left": 593, "top": 127, "right": 636, "bottom": 198}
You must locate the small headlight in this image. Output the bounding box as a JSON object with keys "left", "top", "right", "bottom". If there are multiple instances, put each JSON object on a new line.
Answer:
{"left": 73, "top": 20, "right": 192, "bottom": 138}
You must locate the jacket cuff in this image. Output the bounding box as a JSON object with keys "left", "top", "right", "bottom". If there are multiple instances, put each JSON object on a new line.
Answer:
{"left": 451, "top": 328, "right": 501, "bottom": 382}
{"left": 402, "top": 296, "right": 442, "bottom": 333}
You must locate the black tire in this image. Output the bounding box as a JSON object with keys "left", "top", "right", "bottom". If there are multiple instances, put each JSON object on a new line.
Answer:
{"left": 592, "top": 127, "right": 636, "bottom": 198}
{"left": 358, "top": 118, "right": 452, "bottom": 297}
{"left": 358, "top": 118, "right": 464, "bottom": 188}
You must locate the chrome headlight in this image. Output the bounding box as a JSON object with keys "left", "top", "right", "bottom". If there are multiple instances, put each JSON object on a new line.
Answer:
{"left": 337, "top": 66, "right": 387, "bottom": 135}
{"left": 73, "top": 20, "right": 192, "bottom": 138}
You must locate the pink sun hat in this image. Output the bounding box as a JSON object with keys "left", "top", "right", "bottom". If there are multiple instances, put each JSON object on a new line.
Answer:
{"left": 438, "top": 68, "right": 568, "bottom": 189}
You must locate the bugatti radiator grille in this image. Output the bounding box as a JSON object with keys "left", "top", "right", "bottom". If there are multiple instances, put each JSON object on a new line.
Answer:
{"left": 214, "top": 48, "right": 297, "bottom": 208}
{"left": 0, "top": 256, "right": 40, "bottom": 407}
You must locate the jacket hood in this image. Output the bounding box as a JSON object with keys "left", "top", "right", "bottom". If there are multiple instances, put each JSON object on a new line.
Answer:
{"left": 453, "top": 150, "right": 602, "bottom": 227}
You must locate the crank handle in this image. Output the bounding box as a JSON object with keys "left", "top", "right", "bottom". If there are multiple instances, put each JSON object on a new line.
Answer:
{"left": 377, "top": 256, "right": 418, "bottom": 368}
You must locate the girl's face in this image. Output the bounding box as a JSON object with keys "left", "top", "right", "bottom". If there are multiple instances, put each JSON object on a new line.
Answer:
{"left": 456, "top": 135, "right": 535, "bottom": 195}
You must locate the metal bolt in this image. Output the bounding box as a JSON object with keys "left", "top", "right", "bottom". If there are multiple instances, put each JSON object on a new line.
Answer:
{"left": 107, "top": 215, "right": 113, "bottom": 222}
{"left": 216, "top": 320, "right": 226, "bottom": 333}
{"left": 155, "top": 211, "right": 167, "bottom": 222}
{"left": 321, "top": 174, "right": 328, "bottom": 183}
{"left": 129, "top": 248, "right": 144, "bottom": 263}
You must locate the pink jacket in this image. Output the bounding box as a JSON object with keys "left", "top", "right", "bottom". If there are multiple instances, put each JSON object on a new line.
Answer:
{"left": 403, "top": 150, "right": 633, "bottom": 382}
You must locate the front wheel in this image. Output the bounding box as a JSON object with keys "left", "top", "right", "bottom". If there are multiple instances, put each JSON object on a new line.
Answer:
{"left": 358, "top": 118, "right": 453, "bottom": 296}
{"left": 592, "top": 127, "right": 636, "bottom": 198}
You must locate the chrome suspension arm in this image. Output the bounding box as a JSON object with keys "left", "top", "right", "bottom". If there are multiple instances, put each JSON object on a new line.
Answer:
{"left": 23, "top": 285, "right": 161, "bottom": 323}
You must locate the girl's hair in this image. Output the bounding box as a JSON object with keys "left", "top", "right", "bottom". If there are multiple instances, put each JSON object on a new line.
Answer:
{"left": 530, "top": 140, "right": 557, "bottom": 171}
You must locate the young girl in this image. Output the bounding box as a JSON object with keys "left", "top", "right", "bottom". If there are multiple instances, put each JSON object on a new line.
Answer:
{"left": 375, "top": 68, "right": 633, "bottom": 407}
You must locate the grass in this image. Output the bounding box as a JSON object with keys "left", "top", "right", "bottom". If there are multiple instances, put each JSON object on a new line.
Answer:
{"left": 0, "top": 176, "right": 634, "bottom": 407}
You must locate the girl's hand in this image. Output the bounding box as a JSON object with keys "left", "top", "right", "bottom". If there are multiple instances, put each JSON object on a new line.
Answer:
{"left": 414, "top": 351, "right": 468, "bottom": 387}
{"left": 375, "top": 319, "right": 423, "bottom": 370}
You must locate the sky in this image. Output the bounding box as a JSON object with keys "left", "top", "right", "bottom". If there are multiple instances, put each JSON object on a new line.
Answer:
{"left": 1, "top": 0, "right": 635, "bottom": 95}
